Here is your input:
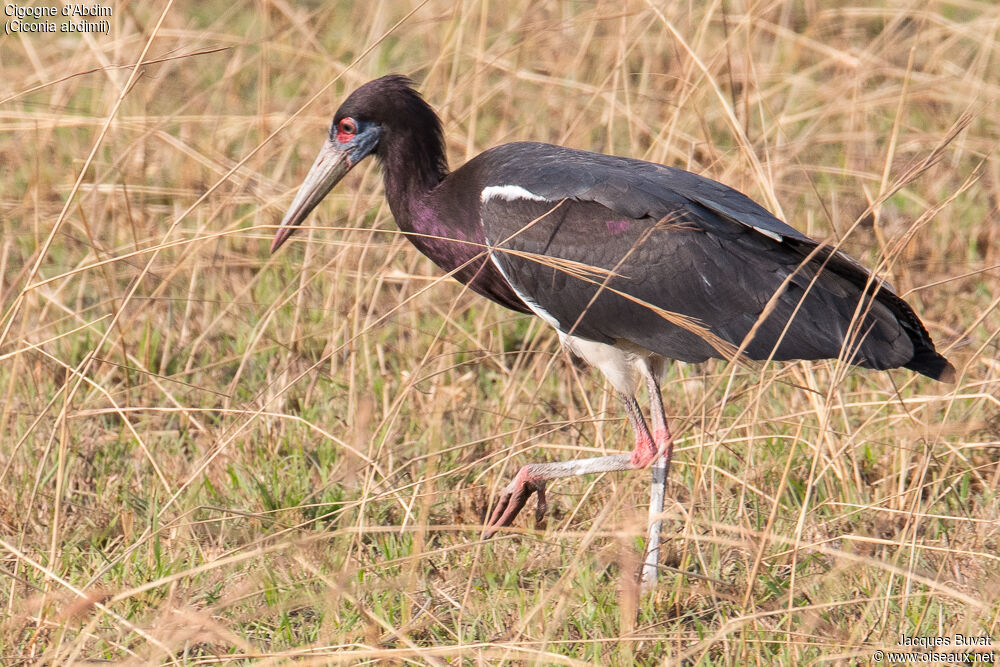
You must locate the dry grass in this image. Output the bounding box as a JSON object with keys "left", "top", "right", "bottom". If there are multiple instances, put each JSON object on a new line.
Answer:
{"left": 2, "top": 0, "right": 1000, "bottom": 664}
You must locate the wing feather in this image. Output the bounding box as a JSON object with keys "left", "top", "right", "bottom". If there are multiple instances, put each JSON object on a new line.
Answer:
{"left": 465, "top": 141, "right": 951, "bottom": 378}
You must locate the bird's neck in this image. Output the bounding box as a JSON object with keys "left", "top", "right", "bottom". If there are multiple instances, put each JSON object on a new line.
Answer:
{"left": 379, "top": 130, "right": 448, "bottom": 232}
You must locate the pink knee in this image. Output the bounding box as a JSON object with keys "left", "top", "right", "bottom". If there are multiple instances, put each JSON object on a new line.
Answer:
{"left": 629, "top": 432, "right": 657, "bottom": 467}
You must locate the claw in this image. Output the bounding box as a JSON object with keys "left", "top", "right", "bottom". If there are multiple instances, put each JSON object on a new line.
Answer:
{"left": 483, "top": 466, "right": 547, "bottom": 538}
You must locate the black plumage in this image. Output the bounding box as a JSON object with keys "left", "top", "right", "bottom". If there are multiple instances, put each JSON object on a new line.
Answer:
{"left": 473, "top": 142, "right": 950, "bottom": 378}
{"left": 270, "top": 75, "right": 954, "bottom": 587}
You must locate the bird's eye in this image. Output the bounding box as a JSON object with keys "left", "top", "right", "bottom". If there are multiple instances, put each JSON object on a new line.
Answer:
{"left": 336, "top": 118, "right": 357, "bottom": 142}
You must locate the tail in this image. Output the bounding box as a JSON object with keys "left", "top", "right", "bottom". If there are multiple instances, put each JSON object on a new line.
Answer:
{"left": 786, "top": 239, "right": 956, "bottom": 383}
{"left": 903, "top": 340, "right": 956, "bottom": 382}
{"left": 874, "top": 283, "right": 955, "bottom": 383}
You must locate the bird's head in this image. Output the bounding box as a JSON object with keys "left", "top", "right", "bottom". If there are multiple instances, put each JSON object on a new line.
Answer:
{"left": 270, "top": 75, "right": 442, "bottom": 252}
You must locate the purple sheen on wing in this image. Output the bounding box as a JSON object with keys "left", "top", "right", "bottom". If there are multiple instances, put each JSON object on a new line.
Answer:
{"left": 606, "top": 219, "right": 630, "bottom": 234}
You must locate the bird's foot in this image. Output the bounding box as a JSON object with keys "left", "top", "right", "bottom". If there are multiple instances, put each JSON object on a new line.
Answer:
{"left": 483, "top": 465, "right": 547, "bottom": 538}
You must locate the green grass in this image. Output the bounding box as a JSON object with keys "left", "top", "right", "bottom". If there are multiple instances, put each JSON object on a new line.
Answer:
{"left": 2, "top": 0, "right": 999, "bottom": 664}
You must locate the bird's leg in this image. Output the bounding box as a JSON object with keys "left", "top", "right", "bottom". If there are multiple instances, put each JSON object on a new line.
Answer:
{"left": 640, "top": 369, "right": 674, "bottom": 591}
{"left": 621, "top": 391, "right": 658, "bottom": 467}
{"left": 483, "top": 393, "right": 658, "bottom": 538}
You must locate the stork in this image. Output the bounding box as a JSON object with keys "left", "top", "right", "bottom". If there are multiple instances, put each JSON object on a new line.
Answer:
{"left": 270, "top": 75, "right": 954, "bottom": 588}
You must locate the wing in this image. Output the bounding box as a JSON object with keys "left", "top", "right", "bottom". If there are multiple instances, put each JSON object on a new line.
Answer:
{"left": 481, "top": 142, "right": 813, "bottom": 244}
{"left": 476, "top": 143, "right": 950, "bottom": 377}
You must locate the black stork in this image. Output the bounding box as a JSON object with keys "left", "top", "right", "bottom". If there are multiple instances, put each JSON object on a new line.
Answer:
{"left": 270, "top": 75, "right": 954, "bottom": 588}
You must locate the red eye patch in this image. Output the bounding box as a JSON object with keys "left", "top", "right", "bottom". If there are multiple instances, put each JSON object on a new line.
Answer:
{"left": 336, "top": 118, "right": 356, "bottom": 143}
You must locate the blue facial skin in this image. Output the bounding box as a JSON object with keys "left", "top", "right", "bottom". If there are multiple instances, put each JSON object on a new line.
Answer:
{"left": 330, "top": 119, "right": 381, "bottom": 166}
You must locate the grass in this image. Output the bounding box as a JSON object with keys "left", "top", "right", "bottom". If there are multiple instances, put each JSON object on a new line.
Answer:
{"left": 2, "top": 0, "right": 999, "bottom": 664}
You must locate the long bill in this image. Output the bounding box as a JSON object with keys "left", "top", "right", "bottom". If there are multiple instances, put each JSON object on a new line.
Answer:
{"left": 270, "top": 140, "right": 352, "bottom": 253}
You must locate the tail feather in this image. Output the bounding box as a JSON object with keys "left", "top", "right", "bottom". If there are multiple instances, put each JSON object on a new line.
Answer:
{"left": 904, "top": 346, "right": 956, "bottom": 382}
{"left": 786, "top": 239, "right": 954, "bottom": 383}
{"left": 869, "top": 282, "right": 955, "bottom": 383}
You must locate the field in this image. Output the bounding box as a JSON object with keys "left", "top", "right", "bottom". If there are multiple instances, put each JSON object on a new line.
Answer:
{"left": 2, "top": 0, "right": 999, "bottom": 664}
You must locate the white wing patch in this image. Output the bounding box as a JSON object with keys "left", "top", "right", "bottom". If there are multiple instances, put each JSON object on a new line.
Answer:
{"left": 481, "top": 184, "right": 547, "bottom": 203}
{"left": 752, "top": 226, "right": 783, "bottom": 242}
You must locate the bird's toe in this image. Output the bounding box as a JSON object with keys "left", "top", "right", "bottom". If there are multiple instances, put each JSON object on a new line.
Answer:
{"left": 483, "top": 468, "right": 545, "bottom": 538}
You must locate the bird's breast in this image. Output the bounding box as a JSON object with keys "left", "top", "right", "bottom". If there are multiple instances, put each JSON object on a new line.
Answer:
{"left": 401, "top": 199, "right": 530, "bottom": 314}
